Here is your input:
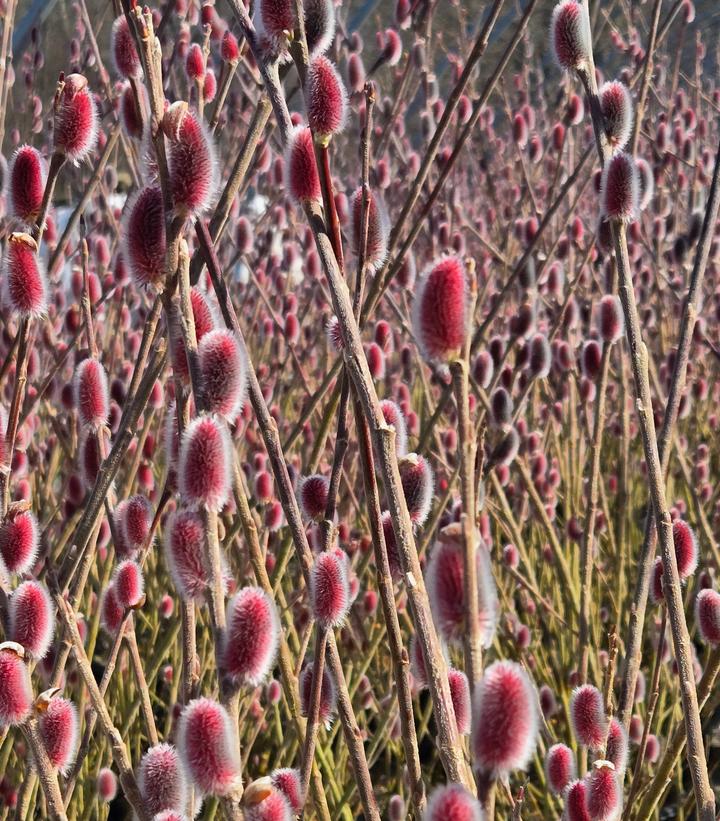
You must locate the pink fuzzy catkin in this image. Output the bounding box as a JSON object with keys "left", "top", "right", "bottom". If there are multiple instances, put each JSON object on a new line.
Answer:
{"left": 100, "top": 583, "right": 124, "bottom": 634}
{"left": 545, "top": 743, "right": 576, "bottom": 794}
{"left": 471, "top": 660, "right": 539, "bottom": 780}
{"left": 551, "top": 0, "right": 591, "bottom": 71}
{"left": 672, "top": 519, "right": 699, "bottom": 579}
{"left": 585, "top": 761, "right": 622, "bottom": 821}
{"left": 7, "top": 145, "right": 46, "bottom": 222}
{"left": 412, "top": 256, "right": 468, "bottom": 365}
{"left": 597, "top": 295, "right": 624, "bottom": 343}
{"left": 198, "top": 329, "right": 247, "bottom": 420}
{"left": 121, "top": 186, "right": 166, "bottom": 288}
{"left": 564, "top": 779, "right": 590, "bottom": 821}
{"left": 310, "top": 549, "right": 350, "bottom": 628}
{"left": 8, "top": 580, "right": 55, "bottom": 659}
{"left": 3, "top": 233, "right": 47, "bottom": 318}
{"left": 111, "top": 16, "right": 141, "bottom": 79}
{"left": 74, "top": 357, "right": 109, "bottom": 428}
{"left": 0, "top": 644, "right": 32, "bottom": 726}
{"left": 113, "top": 560, "right": 144, "bottom": 609}
{"left": 605, "top": 718, "right": 628, "bottom": 774}
{"left": 426, "top": 539, "right": 498, "bottom": 648}
{"left": 447, "top": 668, "right": 471, "bottom": 735}
{"left": 245, "top": 790, "right": 293, "bottom": 821}
{"left": 39, "top": 697, "right": 79, "bottom": 776}
{"left": 297, "top": 474, "right": 330, "bottom": 521}
{"left": 122, "top": 494, "right": 153, "bottom": 551}
{"left": 224, "top": 587, "right": 280, "bottom": 685}
{"left": 179, "top": 415, "right": 232, "bottom": 511}
{"left": 164, "top": 509, "right": 210, "bottom": 601}
{"left": 304, "top": 0, "right": 335, "bottom": 56}
{"left": 137, "top": 743, "right": 188, "bottom": 816}
{"left": 163, "top": 102, "right": 218, "bottom": 215}
{"left": 600, "top": 152, "right": 639, "bottom": 223}
{"left": 271, "top": 768, "right": 304, "bottom": 815}
{"left": 53, "top": 74, "right": 98, "bottom": 162}
{"left": 0, "top": 509, "right": 39, "bottom": 575}
{"left": 570, "top": 684, "right": 608, "bottom": 750}
{"left": 96, "top": 768, "right": 118, "bottom": 802}
{"left": 424, "top": 783, "right": 483, "bottom": 821}
{"left": 599, "top": 81, "right": 633, "bottom": 150}
{"left": 284, "top": 126, "right": 321, "bottom": 203}
{"left": 177, "top": 698, "right": 240, "bottom": 796}
{"left": 696, "top": 589, "right": 720, "bottom": 644}
{"left": 398, "top": 453, "right": 434, "bottom": 526}
{"left": 306, "top": 55, "right": 347, "bottom": 138}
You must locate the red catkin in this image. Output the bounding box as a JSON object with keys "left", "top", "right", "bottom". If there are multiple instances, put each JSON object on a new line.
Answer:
{"left": 163, "top": 103, "right": 218, "bottom": 215}
{"left": 424, "top": 783, "right": 483, "bottom": 821}
{"left": 3, "top": 232, "right": 47, "bottom": 317}
{"left": 471, "top": 660, "right": 539, "bottom": 780}
{"left": 551, "top": 0, "right": 591, "bottom": 71}
{"left": 695, "top": 588, "right": 720, "bottom": 644}
{"left": 570, "top": 684, "right": 608, "bottom": 749}
{"left": 284, "top": 126, "right": 321, "bottom": 204}
{"left": 412, "top": 256, "right": 468, "bottom": 365}
{"left": 179, "top": 415, "right": 232, "bottom": 512}
{"left": 53, "top": 74, "right": 98, "bottom": 163}
{"left": 121, "top": 186, "right": 167, "bottom": 288}
{"left": 74, "top": 357, "right": 109, "bottom": 429}
{"left": 585, "top": 760, "right": 622, "bottom": 821}
{"left": 177, "top": 698, "right": 240, "bottom": 796}
{"left": 0, "top": 509, "right": 40, "bottom": 575}
{"left": 111, "top": 16, "right": 141, "bottom": 79}
{"left": 545, "top": 743, "right": 576, "bottom": 794}
{"left": 224, "top": 587, "right": 280, "bottom": 685}
{"left": 8, "top": 145, "right": 46, "bottom": 223}
{"left": 39, "top": 697, "right": 79, "bottom": 776}
{"left": 0, "top": 644, "right": 32, "bottom": 726}
{"left": 600, "top": 152, "right": 639, "bottom": 223}
{"left": 310, "top": 549, "right": 350, "bottom": 628}
{"left": 137, "top": 743, "right": 188, "bottom": 816}
{"left": 8, "top": 580, "right": 54, "bottom": 659}
{"left": 306, "top": 55, "right": 347, "bottom": 138}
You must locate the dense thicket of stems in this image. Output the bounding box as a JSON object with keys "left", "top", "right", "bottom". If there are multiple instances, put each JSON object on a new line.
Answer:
{"left": 0, "top": 2, "right": 718, "bottom": 820}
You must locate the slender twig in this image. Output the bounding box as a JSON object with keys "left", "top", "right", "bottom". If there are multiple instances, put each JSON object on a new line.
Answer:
{"left": 352, "top": 402, "right": 427, "bottom": 816}
{"left": 189, "top": 95, "right": 272, "bottom": 284}
{"left": 23, "top": 717, "right": 67, "bottom": 821}
{"left": 578, "top": 341, "right": 614, "bottom": 684}
{"left": 634, "top": 643, "right": 720, "bottom": 820}
{"left": 630, "top": 0, "right": 663, "bottom": 156}
{"left": 360, "top": 0, "right": 506, "bottom": 322}
{"left": 197, "top": 219, "right": 382, "bottom": 818}
{"left": 0, "top": 0, "right": 17, "bottom": 149}
{"left": 47, "top": 127, "right": 121, "bottom": 279}
{"left": 231, "top": 463, "right": 333, "bottom": 821}
{"left": 362, "top": 0, "right": 538, "bottom": 327}
{"left": 125, "top": 620, "right": 159, "bottom": 745}
{"left": 622, "top": 608, "right": 666, "bottom": 819}
{"left": 450, "top": 273, "right": 483, "bottom": 692}
{"left": 617, "top": 129, "right": 720, "bottom": 735}
{"left": 577, "top": 6, "right": 715, "bottom": 813}
{"left": 53, "top": 593, "right": 151, "bottom": 821}
{"left": 210, "top": 54, "right": 239, "bottom": 133}
{"left": 299, "top": 626, "right": 328, "bottom": 801}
